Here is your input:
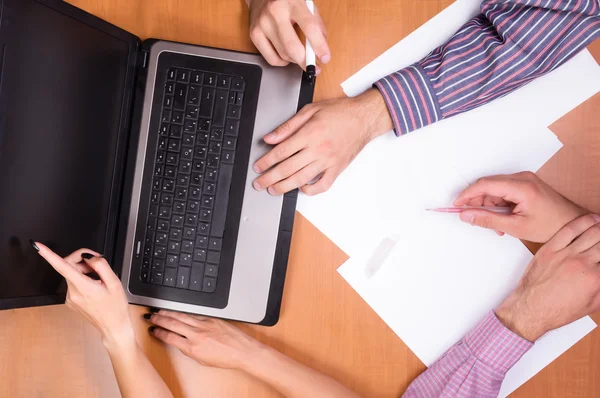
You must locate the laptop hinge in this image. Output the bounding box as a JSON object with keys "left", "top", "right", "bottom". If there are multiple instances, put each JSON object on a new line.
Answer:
{"left": 136, "top": 50, "right": 149, "bottom": 69}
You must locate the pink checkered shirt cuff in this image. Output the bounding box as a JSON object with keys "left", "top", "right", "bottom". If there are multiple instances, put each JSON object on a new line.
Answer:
{"left": 465, "top": 311, "right": 534, "bottom": 371}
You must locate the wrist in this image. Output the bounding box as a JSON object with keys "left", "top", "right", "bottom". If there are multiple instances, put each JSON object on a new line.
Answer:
{"left": 354, "top": 88, "right": 394, "bottom": 142}
{"left": 101, "top": 325, "right": 137, "bottom": 355}
{"left": 495, "top": 294, "right": 547, "bottom": 342}
{"left": 238, "top": 341, "right": 278, "bottom": 374}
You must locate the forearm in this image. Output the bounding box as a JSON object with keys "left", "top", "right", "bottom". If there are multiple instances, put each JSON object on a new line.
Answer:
{"left": 241, "top": 345, "right": 359, "bottom": 398}
{"left": 103, "top": 332, "right": 173, "bottom": 398}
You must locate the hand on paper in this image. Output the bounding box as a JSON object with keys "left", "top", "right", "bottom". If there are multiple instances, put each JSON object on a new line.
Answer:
{"left": 247, "top": 0, "right": 330, "bottom": 69}
{"left": 496, "top": 214, "right": 600, "bottom": 341}
{"left": 454, "top": 172, "right": 587, "bottom": 243}
{"left": 252, "top": 88, "right": 393, "bottom": 196}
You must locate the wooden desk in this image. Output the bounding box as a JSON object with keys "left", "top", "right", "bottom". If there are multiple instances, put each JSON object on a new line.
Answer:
{"left": 1, "top": 1, "right": 599, "bottom": 396}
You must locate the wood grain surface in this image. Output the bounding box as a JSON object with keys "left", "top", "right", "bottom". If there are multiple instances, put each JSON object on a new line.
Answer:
{"left": 1, "top": 1, "right": 599, "bottom": 397}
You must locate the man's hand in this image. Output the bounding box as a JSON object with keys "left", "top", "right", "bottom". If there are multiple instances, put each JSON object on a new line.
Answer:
{"left": 495, "top": 214, "right": 600, "bottom": 342}
{"left": 454, "top": 172, "right": 587, "bottom": 242}
{"left": 247, "top": 0, "right": 330, "bottom": 69}
{"left": 253, "top": 89, "right": 393, "bottom": 196}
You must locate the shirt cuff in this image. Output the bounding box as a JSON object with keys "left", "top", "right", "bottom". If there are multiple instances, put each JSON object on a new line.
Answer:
{"left": 373, "top": 64, "right": 442, "bottom": 136}
{"left": 464, "top": 311, "right": 534, "bottom": 372}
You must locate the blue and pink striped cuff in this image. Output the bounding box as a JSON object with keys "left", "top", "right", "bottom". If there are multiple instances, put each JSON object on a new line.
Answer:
{"left": 465, "top": 311, "right": 534, "bottom": 372}
{"left": 374, "top": 64, "right": 442, "bottom": 136}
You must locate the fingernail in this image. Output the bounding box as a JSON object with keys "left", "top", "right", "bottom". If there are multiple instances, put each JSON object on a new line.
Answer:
{"left": 593, "top": 214, "right": 600, "bottom": 222}
{"left": 267, "top": 187, "right": 277, "bottom": 196}
{"left": 460, "top": 213, "right": 475, "bottom": 225}
{"left": 265, "top": 132, "right": 276, "bottom": 141}
{"left": 148, "top": 326, "right": 155, "bottom": 333}
{"left": 81, "top": 253, "right": 95, "bottom": 260}
{"left": 143, "top": 313, "right": 152, "bottom": 320}
{"left": 316, "top": 66, "right": 322, "bottom": 76}
{"left": 320, "top": 54, "right": 331, "bottom": 64}
{"left": 253, "top": 164, "right": 261, "bottom": 174}
{"left": 149, "top": 307, "right": 160, "bottom": 313}
{"left": 253, "top": 180, "right": 263, "bottom": 191}
{"left": 29, "top": 239, "right": 40, "bottom": 252}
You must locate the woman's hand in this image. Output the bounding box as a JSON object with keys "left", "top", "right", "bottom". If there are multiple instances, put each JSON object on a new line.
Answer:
{"left": 146, "top": 310, "right": 262, "bottom": 370}
{"left": 32, "top": 242, "right": 134, "bottom": 348}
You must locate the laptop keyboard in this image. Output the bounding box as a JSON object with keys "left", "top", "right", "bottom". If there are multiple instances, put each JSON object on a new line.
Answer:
{"left": 140, "top": 68, "right": 246, "bottom": 293}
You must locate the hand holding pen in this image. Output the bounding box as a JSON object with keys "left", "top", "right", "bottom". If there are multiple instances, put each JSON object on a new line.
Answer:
{"left": 446, "top": 172, "right": 588, "bottom": 243}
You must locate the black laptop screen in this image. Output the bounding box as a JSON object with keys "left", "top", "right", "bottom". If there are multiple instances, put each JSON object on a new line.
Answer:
{"left": 0, "top": 0, "right": 131, "bottom": 300}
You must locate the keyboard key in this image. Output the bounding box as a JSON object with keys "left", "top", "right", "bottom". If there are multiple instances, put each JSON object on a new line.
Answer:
{"left": 166, "top": 254, "right": 179, "bottom": 267}
{"left": 167, "top": 68, "right": 176, "bottom": 80}
{"left": 163, "top": 267, "right": 177, "bottom": 287}
{"left": 184, "top": 227, "right": 196, "bottom": 239}
{"left": 181, "top": 240, "right": 194, "bottom": 253}
{"left": 191, "top": 172, "right": 204, "bottom": 186}
{"left": 150, "top": 270, "right": 164, "bottom": 285}
{"left": 152, "top": 259, "right": 165, "bottom": 270}
{"left": 155, "top": 232, "right": 168, "bottom": 245}
{"left": 200, "top": 88, "right": 215, "bottom": 118}
{"left": 205, "top": 264, "right": 219, "bottom": 277}
{"left": 234, "top": 92, "right": 244, "bottom": 106}
{"left": 209, "top": 141, "right": 221, "bottom": 155}
{"left": 223, "top": 137, "right": 237, "bottom": 150}
{"left": 171, "top": 111, "right": 183, "bottom": 124}
{"left": 209, "top": 238, "right": 222, "bottom": 251}
{"left": 213, "top": 89, "right": 228, "bottom": 126}
{"left": 175, "top": 187, "right": 188, "bottom": 201}
{"left": 166, "top": 152, "right": 178, "bottom": 165}
{"left": 227, "top": 105, "right": 241, "bottom": 119}
{"left": 181, "top": 146, "right": 193, "bottom": 160}
{"left": 158, "top": 137, "right": 167, "bottom": 150}
{"left": 199, "top": 119, "right": 211, "bottom": 132}
{"left": 168, "top": 139, "right": 181, "bottom": 152}
{"left": 177, "top": 267, "right": 190, "bottom": 288}
{"left": 211, "top": 164, "right": 233, "bottom": 238}
{"left": 160, "top": 123, "right": 169, "bottom": 135}
{"left": 180, "top": 253, "right": 192, "bottom": 267}
{"left": 196, "top": 235, "right": 208, "bottom": 249}
{"left": 222, "top": 150, "right": 235, "bottom": 164}
{"left": 190, "top": 186, "right": 202, "bottom": 200}
{"left": 161, "top": 193, "right": 173, "bottom": 206}
{"left": 191, "top": 71, "right": 203, "bottom": 84}
{"left": 198, "top": 222, "right": 210, "bottom": 235}
{"left": 141, "top": 269, "right": 150, "bottom": 282}
{"left": 188, "top": 85, "right": 200, "bottom": 105}
{"left": 200, "top": 209, "right": 212, "bottom": 222}
{"left": 228, "top": 91, "right": 236, "bottom": 104}
{"left": 187, "top": 200, "right": 200, "bottom": 214}
{"left": 154, "top": 245, "right": 167, "bottom": 258}
{"left": 202, "top": 195, "right": 214, "bottom": 208}
{"left": 177, "top": 69, "right": 189, "bottom": 82}
{"left": 193, "top": 159, "right": 206, "bottom": 173}
{"left": 173, "top": 201, "right": 186, "bottom": 214}
{"left": 225, "top": 119, "right": 239, "bottom": 136}
{"left": 217, "top": 75, "right": 231, "bottom": 89}
{"left": 207, "top": 251, "right": 220, "bottom": 264}
{"left": 164, "top": 96, "right": 173, "bottom": 108}
{"left": 159, "top": 206, "right": 171, "bottom": 219}
{"left": 193, "top": 249, "right": 207, "bottom": 262}
{"left": 177, "top": 175, "right": 190, "bottom": 187}
{"left": 211, "top": 128, "right": 224, "bottom": 141}
{"left": 168, "top": 241, "right": 181, "bottom": 254}
{"left": 143, "top": 257, "right": 151, "bottom": 270}
{"left": 231, "top": 77, "right": 245, "bottom": 91}
{"left": 171, "top": 215, "right": 184, "bottom": 228}
{"left": 183, "top": 133, "right": 196, "bottom": 146}
{"left": 157, "top": 220, "right": 170, "bottom": 232}
{"left": 144, "top": 244, "right": 153, "bottom": 257}
{"left": 202, "top": 277, "right": 217, "bottom": 293}
{"left": 197, "top": 131, "right": 209, "bottom": 146}
{"left": 151, "top": 191, "right": 160, "bottom": 204}
{"left": 203, "top": 73, "right": 217, "bottom": 86}
{"left": 184, "top": 120, "right": 197, "bottom": 132}
{"left": 162, "top": 179, "right": 175, "bottom": 192}
{"left": 147, "top": 217, "right": 157, "bottom": 231}
{"left": 194, "top": 146, "right": 207, "bottom": 159}
{"left": 169, "top": 228, "right": 182, "bottom": 241}
{"left": 207, "top": 154, "right": 220, "bottom": 168}
{"left": 203, "top": 182, "right": 216, "bottom": 195}
{"left": 190, "top": 266, "right": 204, "bottom": 291}
{"left": 149, "top": 205, "right": 158, "bottom": 217}
{"left": 165, "top": 82, "right": 174, "bottom": 94}
{"left": 156, "top": 151, "right": 165, "bottom": 164}
{"left": 164, "top": 165, "right": 176, "bottom": 179}
{"left": 161, "top": 110, "right": 171, "bottom": 122}
{"left": 170, "top": 125, "right": 182, "bottom": 138}
{"left": 179, "top": 161, "right": 192, "bottom": 174}
{"left": 185, "top": 106, "right": 199, "bottom": 119}
{"left": 185, "top": 213, "right": 198, "bottom": 226}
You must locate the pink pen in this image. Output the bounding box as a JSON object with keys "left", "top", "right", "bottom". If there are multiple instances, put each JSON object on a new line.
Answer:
{"left": 426, "top": 206, "right": 513, "bottom": 214}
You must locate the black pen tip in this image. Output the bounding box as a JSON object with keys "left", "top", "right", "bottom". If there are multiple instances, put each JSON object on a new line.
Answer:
{"left": 29, "top": 239, "right": 40, "bottom": 252}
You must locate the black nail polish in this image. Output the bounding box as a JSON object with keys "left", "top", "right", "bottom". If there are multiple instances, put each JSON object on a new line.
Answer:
{"left": 143, "top": 313, "right": 152, "bottom": 320}
{"left": 81, "top": 253, "right": 95, "bottom": 260}
{"left": 149, "top": 307, "right": 160, "bottom": 313}
{"left": 29, "top": 239, "right": 40, "bottom": 252}
{"left": 148, "top": 326, "right": 155, "bottom": 333}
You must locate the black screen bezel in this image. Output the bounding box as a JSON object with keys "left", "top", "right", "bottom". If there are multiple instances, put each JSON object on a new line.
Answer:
{"left": 0, "top": 0, "right": 140, "bottom": 310}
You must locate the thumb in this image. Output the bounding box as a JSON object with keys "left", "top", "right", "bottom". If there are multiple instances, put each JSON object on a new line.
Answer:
{"left": 459, "top": 210, "right": 517, "bottom": 234}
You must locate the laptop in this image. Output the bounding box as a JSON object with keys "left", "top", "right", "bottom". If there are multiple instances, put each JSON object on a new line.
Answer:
{"left": 0, "top": 0, "right": 314, "bottom": 325}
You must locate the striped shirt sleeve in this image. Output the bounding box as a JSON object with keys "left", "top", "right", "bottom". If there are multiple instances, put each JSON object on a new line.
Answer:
{"left": 402, "top": 312, "right": 533, "bottom": 398}
{"left": 375, "top": 0, "right": 600, "bottom": 136}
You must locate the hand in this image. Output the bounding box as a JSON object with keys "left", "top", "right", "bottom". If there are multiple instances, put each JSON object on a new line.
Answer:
{"left": 454, "top": 172, "right": 587, "bottom": 242}
{"left": 252, "top": 88, "right": 393, "bottom": 196}
{"left": 146, "top": 310, "right": 264, "bottom": 370}
{"left": 248, "top": 0, "right": 330, "bottom": 69}
{"left": 495, "top": 214, "right": 600, "bottom": 341}
{"left": 33, "top": 242, "right": 135, "bottom": 349}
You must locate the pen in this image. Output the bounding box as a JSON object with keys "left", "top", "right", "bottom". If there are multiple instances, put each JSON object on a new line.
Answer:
{"left": 305, "top": 0, "right": 316, "bottom": 85}
{"left": 426, "top": 206, "right": 514, "bottom": 215}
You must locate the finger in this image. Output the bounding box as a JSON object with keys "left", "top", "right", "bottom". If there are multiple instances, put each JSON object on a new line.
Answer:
{"left": 268, "top": 161, "right": 324, "bottom": 195}
{"left": 34, "top": 242, "right": 88, "bottom": 284}
{"left": 483, "top": 196, "right": 509, "bottom": 207}
{"left": 81, "top": 256, "right": 120, "bottom": 288}
{"left": 64, "top": 248, "right": 101, "bottom": 266}
{"left": 252, "top": 137, "right": 304, "bottom": 179}
{"left": 458, "top": 209, "right": 518, "bottom": 235}
{"left": 548, "top": 214, "right": 600, "bottom": 251}
{"left": 261, "top": 105, "right": 320, "bottom": 146}
{"left": 569, "top": 223, "right": 600, "bottom": 254}
{"left": 255, "top": 150, "right": 313, "bottom": 193}
{"left": 581, "top": 241, "right": 600, "bottom": 263}
{"left": 296, "top": 4, "right": 331, "bottom": 64}
{"left": 149, "top": 314, "right": 196, "bottom": 338}
{"left": 271, "top": 19, "right": 305, "bottom": 66}
{"left": 249, "top": 28, "right": 289, "bottom": 67}
{"left": 454, "top": 176, "right": 526, "bottom": 206}
{"left": 300, "top": 168, "right": 338, "bottom": 196}
{"left": 152, "top": 309, "right": 205, "bottom": 328}
{"left": 150, "top": 326, "right": 190, "bottom": 351}
{"left": 466, "top": 196, "right": 484, "bottom": 207}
